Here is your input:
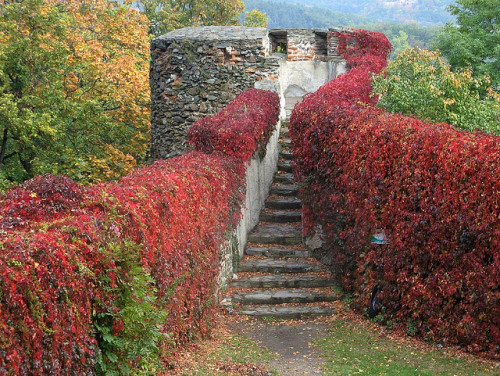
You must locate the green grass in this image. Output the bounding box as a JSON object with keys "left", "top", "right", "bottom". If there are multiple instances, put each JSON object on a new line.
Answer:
{"left": 314, "top": 319, "right": 499, "bottom": 376}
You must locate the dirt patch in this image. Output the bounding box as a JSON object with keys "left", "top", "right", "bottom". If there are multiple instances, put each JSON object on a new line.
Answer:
{"left": 231, "top": 317, "right": 327, "bottom": 376}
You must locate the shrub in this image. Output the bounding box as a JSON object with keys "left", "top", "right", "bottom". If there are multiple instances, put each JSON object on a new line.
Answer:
{"left": 290, "top": 29, "right": 499, "bottom": 358}
{"left": 372, "top": 48, "right": 500, "bottom": 134}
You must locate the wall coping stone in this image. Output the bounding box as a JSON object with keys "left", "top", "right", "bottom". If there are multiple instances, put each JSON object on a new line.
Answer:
{"left": 154, "top": 26, "right": 268, "bottom": 44}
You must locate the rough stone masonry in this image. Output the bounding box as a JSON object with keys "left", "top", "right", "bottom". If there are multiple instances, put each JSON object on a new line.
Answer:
{"left": 150, "top": 26, "right": 350, "bottom": 159}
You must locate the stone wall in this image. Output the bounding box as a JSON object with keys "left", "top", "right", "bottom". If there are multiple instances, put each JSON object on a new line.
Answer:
{"left": 285, "top": 29, "right": 328, "bottom": 61}
{"left": 326, "top": 31, "right": 341, "bottom": 58}
{"left": 218, "top": 120, "right": 281, "bottom": 290}
{"left": 150, "top": 26, "right": 280, "bottom": 159}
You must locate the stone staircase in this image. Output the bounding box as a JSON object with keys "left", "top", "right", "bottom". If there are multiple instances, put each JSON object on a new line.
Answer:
{"left": 225, "top": 121, "right": 338, "bottom": 319}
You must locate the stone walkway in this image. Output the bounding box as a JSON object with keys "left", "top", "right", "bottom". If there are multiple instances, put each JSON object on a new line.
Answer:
{"left": 225, "top": 120, "right": 339, "bottom": 375}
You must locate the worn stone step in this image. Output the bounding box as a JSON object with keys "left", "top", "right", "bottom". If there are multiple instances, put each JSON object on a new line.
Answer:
{"left": 248, "top": 223, "right": 302, "bottom": 245}
{"left": 232, "top": 289, "right": 338, "bottom": 305}
{"left": 236, "top": 305, "right": 336, "bottom": 318}
{"left": 238, "top": 259, "right": 323, "bottom": 273}
{"left": 278, "top": 160, "right": 293, "bottom": 173}
{"left": 245, "top": 246, "right": 309, "bottom": 258}
{"left": 269, "top": 184, "right": 298, "bottom": 196}
{"left": 231, "top": 274, "right": 336, "bottom": 289}
{"left": 260, "top": 210, "right": 301, "bottom": 223}
{"left": 274, "top": 173, "right": 295, "bottom": 184}
{"left": 280, "top": 151, "right": 293, "bottom": 160}
{"left": 265, "top": 197, "right": 301, "bottom": 210}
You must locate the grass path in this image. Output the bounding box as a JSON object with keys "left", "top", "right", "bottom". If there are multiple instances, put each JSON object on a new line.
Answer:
{"left": 162, "top": 303, "right": 499, "bottom": 376}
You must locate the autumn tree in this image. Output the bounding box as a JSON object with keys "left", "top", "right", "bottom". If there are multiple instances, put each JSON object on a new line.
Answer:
{"left": 434, "top": 0, "right": 500, "bottom": 86}
{"left": 136, "top": 0, "right": 245, "bottom": 36}
{"left": 0, "top": 0, "right": 150, "bottom": 192}
{"left": 244, "top": 9, "right": 268, "bottom": 28}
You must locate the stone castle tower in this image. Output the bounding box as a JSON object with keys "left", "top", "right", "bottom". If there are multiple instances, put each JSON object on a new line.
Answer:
{"left": 150, "top": 26, "right": 351, "bottom": 159}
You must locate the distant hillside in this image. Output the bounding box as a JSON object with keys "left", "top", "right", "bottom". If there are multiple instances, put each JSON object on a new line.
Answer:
{"left": 242, "top": 0, "right": 438, "bottom": 52}
{"left": 242, "top": 0, "right": 374, "bottom": 29}
{"left": 246, "top": 0, "right": 455, "bottom": 26}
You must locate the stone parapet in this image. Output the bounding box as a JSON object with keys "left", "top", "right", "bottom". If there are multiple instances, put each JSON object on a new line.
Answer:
{"left": 218, "top": 120, "right": 281, "bottom": 290}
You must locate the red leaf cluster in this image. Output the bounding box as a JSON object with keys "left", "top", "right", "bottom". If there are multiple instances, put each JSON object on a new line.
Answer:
{"left": 290, "top": 29, "right": 499, "bottom": 358}
{"left": 0, "top": 88, "right": 280, "bottom": 374}
{"left": 0, "top": 174, "right": 89, "bottom": 229}
{"left": 188, "top": 88, "right": 280, "bottom": 160}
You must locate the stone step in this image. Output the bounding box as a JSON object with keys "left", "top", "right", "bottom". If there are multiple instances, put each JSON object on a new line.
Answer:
{"left": 232, "top": 289, "right": 338, "bottom": 305}
{"left": 278, "top": 161, "right": 293, "bottom": 173}
{"left": 274, "top": 173, "right": 295, "bottom": 184}
{"left": 238, "top": 259, "right": 323, "bottom": 273}
{"left": 281, "top": 138, "right": 292, "bottom": 146}
{"left": 231, "top": 274, "right": 336, "bottom": 289}
{"left": 269, "top": 184, "right": 298, "bottom": 196}
{"left": 247, "top": 224, "right": 302, "bottom": 245}
{"left": 260, "top": 210, "right": 301, "bottom": 223}
{"left": 236, "top": 305, "right": 336, "bottom": 319}
{"left": 245, "top": 246, "right": 309, "bottom": 258}
{"left": 265, "top": 197, "right": 301, "bottom": 210}
{"left": 280, "top": 151, "right": 293, "bottom": 160}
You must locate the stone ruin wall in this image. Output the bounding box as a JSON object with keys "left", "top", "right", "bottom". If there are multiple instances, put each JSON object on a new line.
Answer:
{"left": 150, "top": 27, "right": 278, "bottom": 159}
{"left": 150, "top": 26, "right": 351, "bottom": 160}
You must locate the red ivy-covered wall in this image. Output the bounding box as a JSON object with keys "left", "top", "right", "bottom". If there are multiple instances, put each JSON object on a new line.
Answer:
{"left": 0, "top": 88, "right": 280, "bottom": 374}
{"left": 290, "top": 29, "right": 499, "bottom": 358}
{"left": 188, "top": 88, "right": 280, "bottom": 160}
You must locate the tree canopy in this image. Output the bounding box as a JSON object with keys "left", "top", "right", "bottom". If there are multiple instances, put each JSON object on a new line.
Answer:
{"left": 0, "top": 0, "right": 150, "bottom": 192}
{"left": 136, "top": 0, "right": 245, "bottom": 36}
{"left": 244, "top": 9, "right": 268, "bottom": 28}
{"left": 434, "top": 0, "right": 500, "bottom": 86}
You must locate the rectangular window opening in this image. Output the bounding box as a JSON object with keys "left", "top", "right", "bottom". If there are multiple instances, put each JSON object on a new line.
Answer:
{"left": 269, "top": 30, "right": 288, "bottom": 54}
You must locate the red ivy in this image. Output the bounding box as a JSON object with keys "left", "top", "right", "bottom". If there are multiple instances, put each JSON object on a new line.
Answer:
{"left": 290, "top": 29, "right": 499, "bottom": 358}
{"left": 0, "top": 88, "right": 280, "bottom": 374}
{"left": 0, "top": 174, "right": 90, "bottom": 230}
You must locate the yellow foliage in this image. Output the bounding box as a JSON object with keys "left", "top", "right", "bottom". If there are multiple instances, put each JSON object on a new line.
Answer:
{"left": 88, "top": 145, "right": 137, "bottom": 182}
{"left": 0, "top": 0, "right": 151, "bottom": 184}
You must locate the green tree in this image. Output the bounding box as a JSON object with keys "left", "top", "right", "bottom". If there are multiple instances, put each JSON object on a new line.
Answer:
{"left": 391, "top": 30, "right": 410, "bottom": 58}
{"left": 136, "top": 0, "right": 245, "bottom": 36}
{"left": 0, "top": 0, "right": 150, "bottom": 192}
{"left": 371, "top": 48, "right": 500, "bottom": 134}
{"left": 434, "top": 0, "right": 500, "bottom": 86}
{"left": 244, "top": 9, "right": 268, "bottom": 28}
